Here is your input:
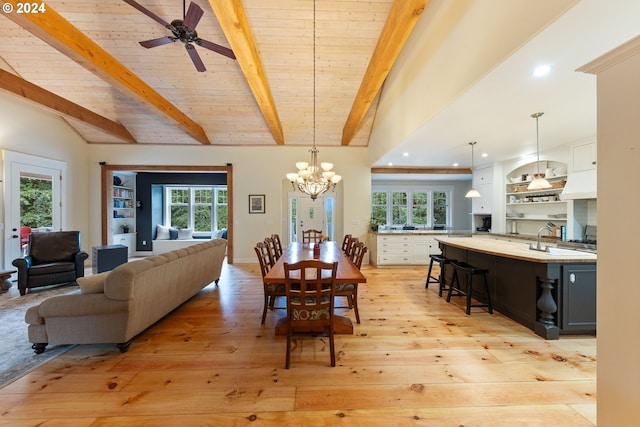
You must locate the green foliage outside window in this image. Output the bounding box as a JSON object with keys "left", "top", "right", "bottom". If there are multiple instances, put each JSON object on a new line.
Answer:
{"left": 433, "top": 191, "right": 447, "bottom": 224}
{"left": 20, "top": 177, "right": 52, "bottom": 227}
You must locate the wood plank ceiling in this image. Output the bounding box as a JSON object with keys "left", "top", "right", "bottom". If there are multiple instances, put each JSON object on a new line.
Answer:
{"left": 0, "top": 0, "right": 426, "bottom": 147}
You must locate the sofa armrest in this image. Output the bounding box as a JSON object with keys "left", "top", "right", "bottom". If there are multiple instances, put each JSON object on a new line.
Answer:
{"left": 12, "top": 256, "right": 32, "bottom": 289}
{"left": 38, "top": 293, "right": 129, "bottom": 318}
{"left": 74, "top": 251, "right": 89, "bottom": 277}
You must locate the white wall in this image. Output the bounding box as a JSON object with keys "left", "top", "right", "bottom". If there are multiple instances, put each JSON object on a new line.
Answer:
{"left": 581, "top": 35, "right": 640, "bottom": 427}
{"left": 87, "top": 145, "right": 371, "bottom": 263}
{"left": 0, "top": 91, "right": 90, "bottom": 269}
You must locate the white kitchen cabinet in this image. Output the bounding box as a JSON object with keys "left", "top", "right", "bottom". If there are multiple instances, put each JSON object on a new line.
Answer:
{"left": 112, "top": 233, "right": 136, "bottom": 256}
{"left": 369, "top": 233, "right": 441, "bottom": 266}
{"left": 471, "top": 167, "right": 493, "bottom": 214}
{"left": 572, "top": 142, "right": 597, "bottom": 172}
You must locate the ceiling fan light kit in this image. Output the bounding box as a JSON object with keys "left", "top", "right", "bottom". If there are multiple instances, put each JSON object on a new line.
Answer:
{"left": 124, "top": 0, "right": 235, "bottom": 72}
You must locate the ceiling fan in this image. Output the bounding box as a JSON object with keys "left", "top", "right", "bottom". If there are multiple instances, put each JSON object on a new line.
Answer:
{"left": 124, "top": 0, "right": 236, "bottom": 72}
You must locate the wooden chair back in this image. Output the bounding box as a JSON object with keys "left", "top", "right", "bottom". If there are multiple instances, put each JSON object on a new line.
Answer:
{"left": 255, "top": 241, "right": 286, "bottom": 324}
{"left": 301, "top": 229, "right": 323, "bottom": 243}
{"left": 350, "top": 241, "right": 368, "bottom": 269}
{"left": 346, "top": 237, "right": 359, "bottom": 259}
{"left": 341, "top": 234, "right": 352, "bottom": 252}
{"left": 283, "top": 259, "right": 338, "bottom": 368}
{"left": 254, "top": 241, "right": 272, "bottom": 277}
{"left": 271, "top": 233, "right": 284, "bottom": 258}
{"left": 264, "top": 236, "right": 278, "bottom": 267}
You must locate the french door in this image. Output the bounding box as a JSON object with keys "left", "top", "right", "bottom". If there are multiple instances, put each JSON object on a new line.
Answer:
{"left": 2, "top": 150, "right": 65, "bottom": 269}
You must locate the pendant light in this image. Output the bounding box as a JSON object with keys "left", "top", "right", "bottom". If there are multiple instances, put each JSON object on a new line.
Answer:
{"left": 465, "top": 141, "right": 481, "bottom": 198}
{"left": 527, "top": 112, "right": 552, "bottom": 190}
{"left": 285, "top": 0, "right": 341, "bottom": 200}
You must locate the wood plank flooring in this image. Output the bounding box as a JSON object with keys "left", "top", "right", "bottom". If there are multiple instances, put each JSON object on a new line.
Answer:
{"left": 0, "top": 262, "right": 596, "bottom": 426}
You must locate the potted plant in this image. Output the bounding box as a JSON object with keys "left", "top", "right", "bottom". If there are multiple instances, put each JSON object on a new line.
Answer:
{"left": 120, "top": 225, "right": 130, "bottom": 234}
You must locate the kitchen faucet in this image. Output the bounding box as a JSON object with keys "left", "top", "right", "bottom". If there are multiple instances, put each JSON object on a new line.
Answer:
{"left": 529, "top": 222, "right": 556, "bottom": 252}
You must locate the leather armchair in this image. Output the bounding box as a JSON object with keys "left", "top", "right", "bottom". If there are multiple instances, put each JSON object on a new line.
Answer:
{"left": 12, "top": 231, "right": 89, "bottom": 295}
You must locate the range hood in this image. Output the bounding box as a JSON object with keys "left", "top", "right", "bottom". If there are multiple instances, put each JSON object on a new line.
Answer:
{"left": 560, "top": 170, "right": 597, "bottom": 200}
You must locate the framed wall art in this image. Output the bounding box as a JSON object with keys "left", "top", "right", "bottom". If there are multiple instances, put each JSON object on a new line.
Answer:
{"left": 249, "top": 194, "right": 265, "bottom": 214}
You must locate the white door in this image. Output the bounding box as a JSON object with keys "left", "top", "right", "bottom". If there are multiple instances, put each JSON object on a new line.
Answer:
{"left": 2, "top": 151, "right": 65, "bottom": 269}
{"left": 297, "top": 196, "right": 325, "bottom": 240}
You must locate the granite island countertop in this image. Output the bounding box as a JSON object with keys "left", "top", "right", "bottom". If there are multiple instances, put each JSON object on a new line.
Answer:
{"left": 435, "top": 236, "right": 597, "bottom": 263}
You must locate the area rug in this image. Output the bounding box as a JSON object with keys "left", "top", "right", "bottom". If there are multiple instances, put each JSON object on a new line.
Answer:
{"left": 0, "top": 284, "right": 78, "bottom": 388}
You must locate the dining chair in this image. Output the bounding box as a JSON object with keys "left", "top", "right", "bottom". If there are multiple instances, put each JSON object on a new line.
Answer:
{"left": 346, "top": 237, "right": 360, "bottom": 260}
{"left": 340, "top": 234, "right": 352, "bottom": 252}
{"left": 264, "top": 236, "right": 278, "bottom": 267}
{"left": 336, "top": 241, "right": 367, "bottom": 324}
{"left": 283, "top": 259, "right": 338, "bottom": 369}
{"left": 254, "top": 241, "right": 286, "bottom": 324}
{"left": 301, "top": 229, "right": 323, "bottom": 244}
{"left": 271, "top": 233, "right": 284, "bottom": 259}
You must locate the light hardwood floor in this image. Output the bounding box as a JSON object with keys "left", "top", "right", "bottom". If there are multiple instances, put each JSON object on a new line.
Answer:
{"left": 0, "top": 262, "right": 596, "bottom": 426}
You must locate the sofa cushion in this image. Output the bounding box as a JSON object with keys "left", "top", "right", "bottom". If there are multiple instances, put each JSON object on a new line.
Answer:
{"left": 77, "top": 272, "right": 109, "bottom": 294}
{"left": 28, "top": 262, "right": 76, "bottom": 276}
{"left": 29, "top": 231, "right": 80, "bottom": 264}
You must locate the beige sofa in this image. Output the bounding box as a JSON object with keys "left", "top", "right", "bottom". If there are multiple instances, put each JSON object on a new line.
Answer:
{"left": 25, "top": 239, "right": 227, "bottom": 354}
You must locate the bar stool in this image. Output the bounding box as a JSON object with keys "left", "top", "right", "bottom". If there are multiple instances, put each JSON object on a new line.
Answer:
{"left": 447, "top": 261, "right": 493, "bottom": 315}
{"left": 425, "top": 254, "right": 456, "bottom": 297}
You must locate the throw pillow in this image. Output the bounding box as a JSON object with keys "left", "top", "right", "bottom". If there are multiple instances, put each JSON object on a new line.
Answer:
{"left": 212, "top": 229, "right": 223, "bottom": 239}
{"left": 169, "top": 228, "right": 179, "bottom": 240}
{"left": 156, "top": 224, "right": 170, "bottom": 240}
{"left": 177, "top": 228, "right": 193, "bottom": 240}
{"left": 77, "top": 272, "right": 109, "bottom": 294}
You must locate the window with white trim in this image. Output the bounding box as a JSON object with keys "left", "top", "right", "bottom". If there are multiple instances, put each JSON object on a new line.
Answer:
{"left": 371, "top": 186, "right": 452, "bottom": 228}
{"left": 165, "top": 186, "right": 227, "bottom": 235}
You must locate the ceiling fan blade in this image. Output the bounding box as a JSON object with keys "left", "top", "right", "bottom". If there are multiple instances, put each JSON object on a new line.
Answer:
{"left": 183, "top": 2, "right": 204, "bottom": 31}
{"left": 196, "top": 39, "right": 236, "bottom": 60}
{"left": 123, "top": 0, "right": 171, "bottom": 28}
{"left": 185, "top": 44, "right": 206, "bottom": 72}
{"left": 139, "top": 36, "right": 174, "bottom": 48}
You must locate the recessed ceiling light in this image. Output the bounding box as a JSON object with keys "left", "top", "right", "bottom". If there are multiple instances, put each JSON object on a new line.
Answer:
{"left": 481, "top": 153, "right": 488, "bottom": 158}
{"left": 387, "top": 162, "right": 393, "bottom": 166}
{"left": 403, "top": 152, "right": 409, "bottom": 157}
{"left": 453, "top": 163, "right": 459, "bottom": 167}
{"left": 533, "top": 64, "right": 551, "bottom": 77}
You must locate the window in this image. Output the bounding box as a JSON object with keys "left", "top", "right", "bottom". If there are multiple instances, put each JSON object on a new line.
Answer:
{"left": 371, "top": 186, "right": 452, "bottom": 228}
{"left": 391, "top": 192, "right": 408, "bottom": 225}
{"left": 166, "top": 186, "right": 227, "bottom": 235}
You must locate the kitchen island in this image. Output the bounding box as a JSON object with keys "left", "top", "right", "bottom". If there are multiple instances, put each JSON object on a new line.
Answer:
{"left": 436, "top": 237, "right": 597, "bottom": 339}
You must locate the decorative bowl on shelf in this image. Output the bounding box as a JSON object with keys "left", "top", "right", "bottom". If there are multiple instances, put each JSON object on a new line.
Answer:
{"left": 509, "top": 177, "right": 521, "bottom": 183}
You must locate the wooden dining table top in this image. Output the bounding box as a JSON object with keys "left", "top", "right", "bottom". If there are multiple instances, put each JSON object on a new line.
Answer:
{"left": 263, "top": 241, "right": 367, "bottom": 284}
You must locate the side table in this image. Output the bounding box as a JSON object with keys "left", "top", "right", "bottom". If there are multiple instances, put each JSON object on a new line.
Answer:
{"left": 0, "top": 269, "right": 16, "bottom": 292}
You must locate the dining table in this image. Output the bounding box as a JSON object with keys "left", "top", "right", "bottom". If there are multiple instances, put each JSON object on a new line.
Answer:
{"left": 263, "top": 241, "right": 367, "bottom": 335}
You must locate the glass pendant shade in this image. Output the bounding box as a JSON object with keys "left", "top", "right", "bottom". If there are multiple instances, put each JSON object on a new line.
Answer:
{"left": 465, "top": 141, "right": 481, "bottom": 198}
{"left": 465, "top": 188, "right": 481, "bottom": 198}
{"left": 527, "top": 112, "right": 552, "bottom": 190}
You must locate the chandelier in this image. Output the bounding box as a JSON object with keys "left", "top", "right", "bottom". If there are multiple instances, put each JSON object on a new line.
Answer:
{"left": 286, "top": 0, "right": 341, "bottom": 201}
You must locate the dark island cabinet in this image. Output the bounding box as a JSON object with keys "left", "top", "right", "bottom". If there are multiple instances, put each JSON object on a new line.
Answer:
{"left": 437, "top": 237, "right": 597, "bottom": 340}
{"left": 561, "top": 264, "right": 597, "bottom": 333}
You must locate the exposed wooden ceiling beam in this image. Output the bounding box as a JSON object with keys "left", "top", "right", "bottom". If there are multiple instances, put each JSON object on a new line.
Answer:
{"left": 372, "top": 167, "right": 471, "bottom": 175}
{"left": 0, "top": 70, "right": 136, "bottom": 143}
{"left": 207, "top": 0, "right": 284, "bottom": 145}
{"left": 342, "top": 0, "right": 427, "bottom": 146}
{"left": 3, "top": 1, "right": 210, "bottom": 144}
